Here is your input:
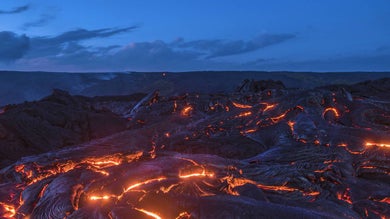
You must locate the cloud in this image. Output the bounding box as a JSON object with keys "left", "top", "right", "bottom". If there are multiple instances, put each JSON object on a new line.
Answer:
{"left": 4, "top": 27, "right": 388, "bottom": 72}
{"left": 29, "top": 40, "right": 207, "bottom": 71}
{"left": 0, "top": 4, "right": 30, "bottom": 14}
{"left": 22, "top": 13, "right": 56, "bottom": 30}
{"left": 2, "top": 29, "right": 297, "bottom": 71}
{"left": 175, "top": 33, "right": 296, "bottom": 58}
{"left": 0, "top": 32, "right": 30, "bottom": 62}
{"left": 27, "top": 26, "right": 138, "bottom": 58}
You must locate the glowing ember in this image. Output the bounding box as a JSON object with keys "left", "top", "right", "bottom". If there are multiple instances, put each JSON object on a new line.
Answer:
{"left": 336, "top": 188, "right": 353, "bottom": 204}
{"left": 241, "top": 128, "right": 257, "bottom": 134}
{"left": 179, "top": 169, "right": 214, "bottom": 179}
{"left": 0, "top": 203, "right": 16, "bottom": 218}
{"left": 271, "top": 113, "right": 287, "bottom": 123}
{"left": 176, "top": 211, "right": 191, "bottom": 219}
{"left": 322, "top": 107, "right": 340, "bottom": 118}
{"left": 90, "top": 195, "right": 112, "bottom": 200}
{"left": 232, "top": 102, "right": 252, "bottom": 109}
{"left": 261, "top": 103, "right": 277, "bottom": 112}
{"left": 287, "top": 120, "right": 295, "bottom": 133}
{"left": 124, "top": 177, "right": 167, "bottom": 193}
{"left": 88, "top": 159, "right": 121, "bottom": 168}
{"left": 181, "top": 105, "right": 193, "bottom": 116}
{"left": 365, "top": 142, "right": 390, "bottom": 148}
{"left": 376, "top": 197, "right": 390, "bottom": 204}
{"left": 257, "top": 183, "right": 297, "bottom": 192}
{"left": 235, "top": 111, "right": 252, "bottom": 118}
{"left": 134, "top": 208, "right": 162, "bottom": 219}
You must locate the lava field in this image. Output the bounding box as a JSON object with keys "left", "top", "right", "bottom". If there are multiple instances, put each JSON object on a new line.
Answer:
{"left": 0, "top": 78, "right": 389, "bottom": 218}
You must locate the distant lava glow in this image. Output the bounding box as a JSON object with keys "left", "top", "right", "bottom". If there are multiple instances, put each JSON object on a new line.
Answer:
{"left": 365, "top": 142, "right": 390, "bottom": 148}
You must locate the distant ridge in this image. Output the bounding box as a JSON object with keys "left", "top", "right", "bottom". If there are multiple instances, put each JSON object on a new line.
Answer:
{"left": 0, "top": 71, "right": 389, "bottom": 106}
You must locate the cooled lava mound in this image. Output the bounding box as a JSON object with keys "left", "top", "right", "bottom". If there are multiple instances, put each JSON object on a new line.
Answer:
{"left": 0, "top": 78, "right": 389, "bottom": 218}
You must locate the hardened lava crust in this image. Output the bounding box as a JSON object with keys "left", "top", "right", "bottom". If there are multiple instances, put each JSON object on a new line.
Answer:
{"left": 0, "top": 78, "right": 389, "bottom": 218}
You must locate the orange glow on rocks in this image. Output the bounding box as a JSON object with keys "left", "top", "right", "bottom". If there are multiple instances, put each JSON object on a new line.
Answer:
{"left": 235, "top": 111, "right": 252, "bottom": 118}
{"left": 232, "top": 101, "right": 252, "bottom": 109}
{"left": 90, "top": 195, "right": 112, "bottom": 201}
{"left": 336, "top": 188, "right": 353, "bottom": 204}
{"left": 123, "top": 177, "right": 167, "bottom": 193}
{"left": 241, "top": 128, "right": 257, "bottom": 134}
{"left": 322, "top": 107, "right": 340, "bottom": 118}
{"left": 261, "top": 103, "right": 277, "bottom": 112}
{"left": 376, "top": 197, "right": 390, "bottom": 204}
{"left": 89, "top": 177, "right": 167, "bottom": 201}
{"left": 134, "top": 208, "right": 162, "bottom": 219}
{"left": 179, "top": 169, "right": 214, "bottom": 179}
{"left": 181, "top": 105, "right": 193, "bottom": 116}
{"left": 287, "top": 120, "right": 295, "bottom": 133}
{"left": 176, "top": 211, "right": 191, "bottom": 219}
{"left": 0, "top": 203, "right": 16, "bottom": 218}
{"left": 365, "top": 142, "right": 390, "bottom": 148}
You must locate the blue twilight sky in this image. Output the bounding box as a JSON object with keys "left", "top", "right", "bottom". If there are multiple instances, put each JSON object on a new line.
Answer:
{"left": 0, "top": 0, "right": 389, "bottom": 72}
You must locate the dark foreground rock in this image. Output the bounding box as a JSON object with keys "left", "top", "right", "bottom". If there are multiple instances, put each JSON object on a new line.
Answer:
{"left": 0, "top": 78, "right": 389, "bottom": 219}
{"left": 0, "top": 90, "right": 143, "bottom": 167}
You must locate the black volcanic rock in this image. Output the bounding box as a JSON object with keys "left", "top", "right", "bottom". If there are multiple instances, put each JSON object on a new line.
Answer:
{"left": 0, "top": 89, "right": 134, "bottom": 167}
{"left": 237, "top": 79, "right": 285, "bottom": 93}
{"left": 0, "top": 78, "right": 389, "bottom": 218}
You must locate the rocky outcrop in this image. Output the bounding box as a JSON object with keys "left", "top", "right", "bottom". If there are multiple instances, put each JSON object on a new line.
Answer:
{"left": 0, "top": 90, "right": 136, "bottom": 167}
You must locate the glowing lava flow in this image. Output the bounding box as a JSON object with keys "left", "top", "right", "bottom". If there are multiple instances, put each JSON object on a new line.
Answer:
{"left": 365, "top": 142, "right": 390, "bottom": 148}
{"left": 89, "top": 177, "right": 167, "bottom": 201}
{"left": 261, "top": 103, "right": 277, "bottom": 112}
{"left": 179, "top": 169, "right": 214, "bottom": 179}
{"left": 0, "top": 202, "right": 16, "bottom": 218}
{"left": 376, "top": 197, "right": 390, "bottom": 204}
{"left": 235, "top": 111, "right": 252, "bottom": 118}
{"left": 270, "top": 113, "right": 287, "bottom": 123}
{"left": 232, "top": 102, "right": 252, "bottom": 109}
{"left": 134, "top": 208, "right": 162, "bottom": 219}
{"left": 322, "top": 107, "right": 340, "bottom": 118}
{"left": 89, "top": 195, "right": 112, "bottom": 200}
{"left": 123, "top": 177, "right": 167, "bottom": 193}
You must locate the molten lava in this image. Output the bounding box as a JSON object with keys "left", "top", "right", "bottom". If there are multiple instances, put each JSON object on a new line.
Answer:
{"left": 322, "top": 107, "right": 340, "bottom": 118}
{"left": 134, "top": 208, "right": 162, "bottom": 219}
{"left": 179, "top": 169, "right": 214, "bottom": 179}
{"left": 365, "top": 142, "right": 390, "bottom": 148}
{"left": 232, "top": 101, "right": 252, "bottom": 109}
{"left": 181, "top": 105, "right": 193, "bottom": 116}
{"left": 0, "top": 203, "right": 15, "bottom": 218}
{"left": 261, "top": 103, "right": 277, "bottom": 112}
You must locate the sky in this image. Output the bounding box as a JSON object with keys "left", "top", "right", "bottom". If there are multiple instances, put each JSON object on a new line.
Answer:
{"left": 0, "top": 0, "right": 389, "bottom": 72}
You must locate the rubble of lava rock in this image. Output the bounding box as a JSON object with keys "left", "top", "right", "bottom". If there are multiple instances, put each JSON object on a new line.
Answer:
{"left": 0, "top": 78, "right": 389, "bottom": 218}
